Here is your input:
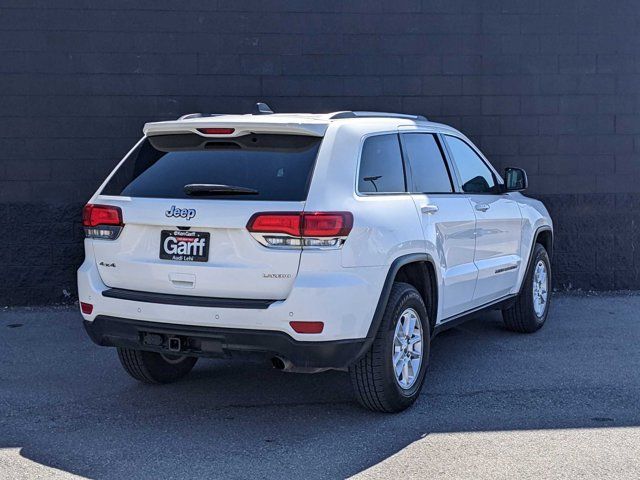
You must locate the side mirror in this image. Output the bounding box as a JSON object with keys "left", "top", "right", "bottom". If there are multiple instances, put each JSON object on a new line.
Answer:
{"left": 504, "top": 167, "right": 528, "bottom": 191}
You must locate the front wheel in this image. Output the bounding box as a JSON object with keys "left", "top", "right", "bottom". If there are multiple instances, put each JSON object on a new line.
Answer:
{"left": 117, "top": 348, "right": 198, "bottom": 384}
{"left": 502, "top": 243, "right": 551, "bottom": 333}
{"left": 349, "top": 282, "right": 430, "bottom": 413}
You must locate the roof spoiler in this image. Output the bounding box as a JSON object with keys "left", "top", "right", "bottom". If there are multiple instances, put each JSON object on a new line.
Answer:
{"left": 144, "top": 120, "right": 327, "bottom": 138}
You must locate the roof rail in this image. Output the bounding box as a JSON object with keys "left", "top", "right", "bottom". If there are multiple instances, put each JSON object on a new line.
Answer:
{"left": 178, "top": 103, "right": 275, "bottom": 120}
{"left": 178, "top": 113, "right": 203, "bottom": 120}
{"left": 178, "top": 113, "right": 229, "bottom": 121}
{"left": 330, "top": 111, "right": 428, "bottom": 121}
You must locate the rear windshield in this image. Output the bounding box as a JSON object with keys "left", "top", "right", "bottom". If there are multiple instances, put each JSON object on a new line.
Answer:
{"left": 101, "top": 133, "right": 322, "bottom": 201}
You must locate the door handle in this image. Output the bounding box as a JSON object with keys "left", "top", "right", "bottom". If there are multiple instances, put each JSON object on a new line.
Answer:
{"left": 475, "top": 203, "right": 490, "bottom": 212}
{"left": 421, "top": 204, "right": 439, "bottom": 214}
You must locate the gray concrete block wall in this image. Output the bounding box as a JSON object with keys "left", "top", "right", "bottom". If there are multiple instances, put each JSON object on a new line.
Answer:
{"left": 0, "top": 0, "right": 639, "bottom": 304}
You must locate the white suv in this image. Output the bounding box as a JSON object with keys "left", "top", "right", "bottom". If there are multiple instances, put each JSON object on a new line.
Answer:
{"left": 78, "top": 105, "right": 553, "bottom": 412}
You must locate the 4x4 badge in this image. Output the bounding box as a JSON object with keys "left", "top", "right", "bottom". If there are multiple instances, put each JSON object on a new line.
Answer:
{"left": 165, "top": 205, "right": 196, "bottom": 220}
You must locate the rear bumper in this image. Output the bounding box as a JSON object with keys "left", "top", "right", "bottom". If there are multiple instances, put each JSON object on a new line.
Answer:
{"left": 84, "top": 316, "right": 367, "bottom": 369}
{"left": 77, "top": 248, "right": 388, "bottom": 342}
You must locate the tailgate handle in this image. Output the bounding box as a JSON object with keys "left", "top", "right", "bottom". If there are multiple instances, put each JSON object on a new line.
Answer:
{"left": 169, "top": 273, "right": 196, "bottom": 289}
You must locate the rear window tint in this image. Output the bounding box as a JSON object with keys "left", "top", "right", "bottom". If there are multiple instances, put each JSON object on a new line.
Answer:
{"left": 402, "top": 133, "right": 453, "bottom": 193}
{"left": 101, "top": 133, "right": 322, "bottom": 201}
{"left": 357, "top": 134, "right": 406, "bottom": 193}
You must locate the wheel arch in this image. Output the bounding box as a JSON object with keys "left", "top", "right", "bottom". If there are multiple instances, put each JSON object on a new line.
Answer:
{"left": 535, "top": 227, "right": 553, "bottom": 260}
{"left": 365, "top": 254, "right": 439, "bottom": 340}
{"left": 518, "top": 225, "right": 553, "bottom": 295}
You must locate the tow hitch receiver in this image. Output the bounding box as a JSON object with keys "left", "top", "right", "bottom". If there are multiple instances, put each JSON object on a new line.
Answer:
{"left": 168, "top": 336, "right": 182, "bottom": 352}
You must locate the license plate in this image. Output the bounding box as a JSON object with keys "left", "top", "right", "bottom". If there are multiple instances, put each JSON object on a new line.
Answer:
{"left": 160, "top": 230, "right": 210, "bottom": 262}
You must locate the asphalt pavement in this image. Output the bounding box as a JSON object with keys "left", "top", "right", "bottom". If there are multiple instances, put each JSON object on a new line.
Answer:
{"left": 0, "top": 293, "right": 639, "bottom": 479}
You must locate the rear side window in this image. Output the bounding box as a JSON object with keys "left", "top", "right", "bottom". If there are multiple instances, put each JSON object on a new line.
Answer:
{"left": 101, "top": 133, "right": 322, "bottom": 201}
{"left": 401, "top": 133, "right": 453, "bottom": 193}
{"left": 357, "top": 134, "right": 406, "bottom": 194}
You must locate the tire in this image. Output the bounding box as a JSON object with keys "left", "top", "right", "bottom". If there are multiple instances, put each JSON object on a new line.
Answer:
{"left": 502, "top": 243, "right": 551, "bottom": 333}
{"left": 117, "top": 348, "right": 198, "bottom": 384}
{"left": 349, "top": 282, "right": 430, "bottom": 413}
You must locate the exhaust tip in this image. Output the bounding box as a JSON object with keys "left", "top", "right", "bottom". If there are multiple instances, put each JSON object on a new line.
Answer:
{"left": 271, "top": 356, "right": 286, "bottom": 370}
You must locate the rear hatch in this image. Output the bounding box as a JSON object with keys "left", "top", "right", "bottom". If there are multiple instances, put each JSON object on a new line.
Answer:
{"left": 90, "top": 125, "right": 324, "bottom": 300}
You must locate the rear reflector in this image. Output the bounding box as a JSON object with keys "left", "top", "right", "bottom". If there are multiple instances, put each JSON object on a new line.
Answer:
{"left": 80, "top": 302, "right": 93, "bottom": 314}
{"left": 83, "top": 204, "right": 123, "bottom": 227}
{"left": 247, "top": 212, "right": 353, "bottom": 238}
{"left": 290, "top": 321, "right": 324, "bottom": 334}
{"left": 197, "top": 128, "right": 235, "bottom": 135}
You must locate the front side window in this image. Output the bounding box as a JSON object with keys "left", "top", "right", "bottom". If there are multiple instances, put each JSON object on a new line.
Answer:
{"left": 445, "top": 136, "right": 499, "bottom": 194}
{"left": 357, "top": 134, "right": 406, "bottom": 194}
{"left": 402, "top": 133, "right": 453, "bottom": 193}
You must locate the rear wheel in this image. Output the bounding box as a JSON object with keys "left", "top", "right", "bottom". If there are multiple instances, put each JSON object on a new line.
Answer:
{"left": 502, "top": 243, "right": 551, "bottom": 333}
{"left": 349, "top": 282, "right": 430, "bottom": 413}
{"left": 117, "top": 348, "right": 198, "bottom": 384}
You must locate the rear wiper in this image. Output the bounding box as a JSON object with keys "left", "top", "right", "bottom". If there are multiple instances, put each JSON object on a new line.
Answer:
{"left": 184, "top": 184, "right": 259, "bottom": 196}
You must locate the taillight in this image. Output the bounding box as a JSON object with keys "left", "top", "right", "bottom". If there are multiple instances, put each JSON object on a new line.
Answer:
{"left": 302, "top": 212, "right": 353, "bottom": 237}
{"left": 247, "top": 212, "right": 352, "bottom": 249}
{"left": 247, "top": 212, "right": 302, "bottom": 236}
{"left": 82, "top": 204, "right": 123, "bottom": 240}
